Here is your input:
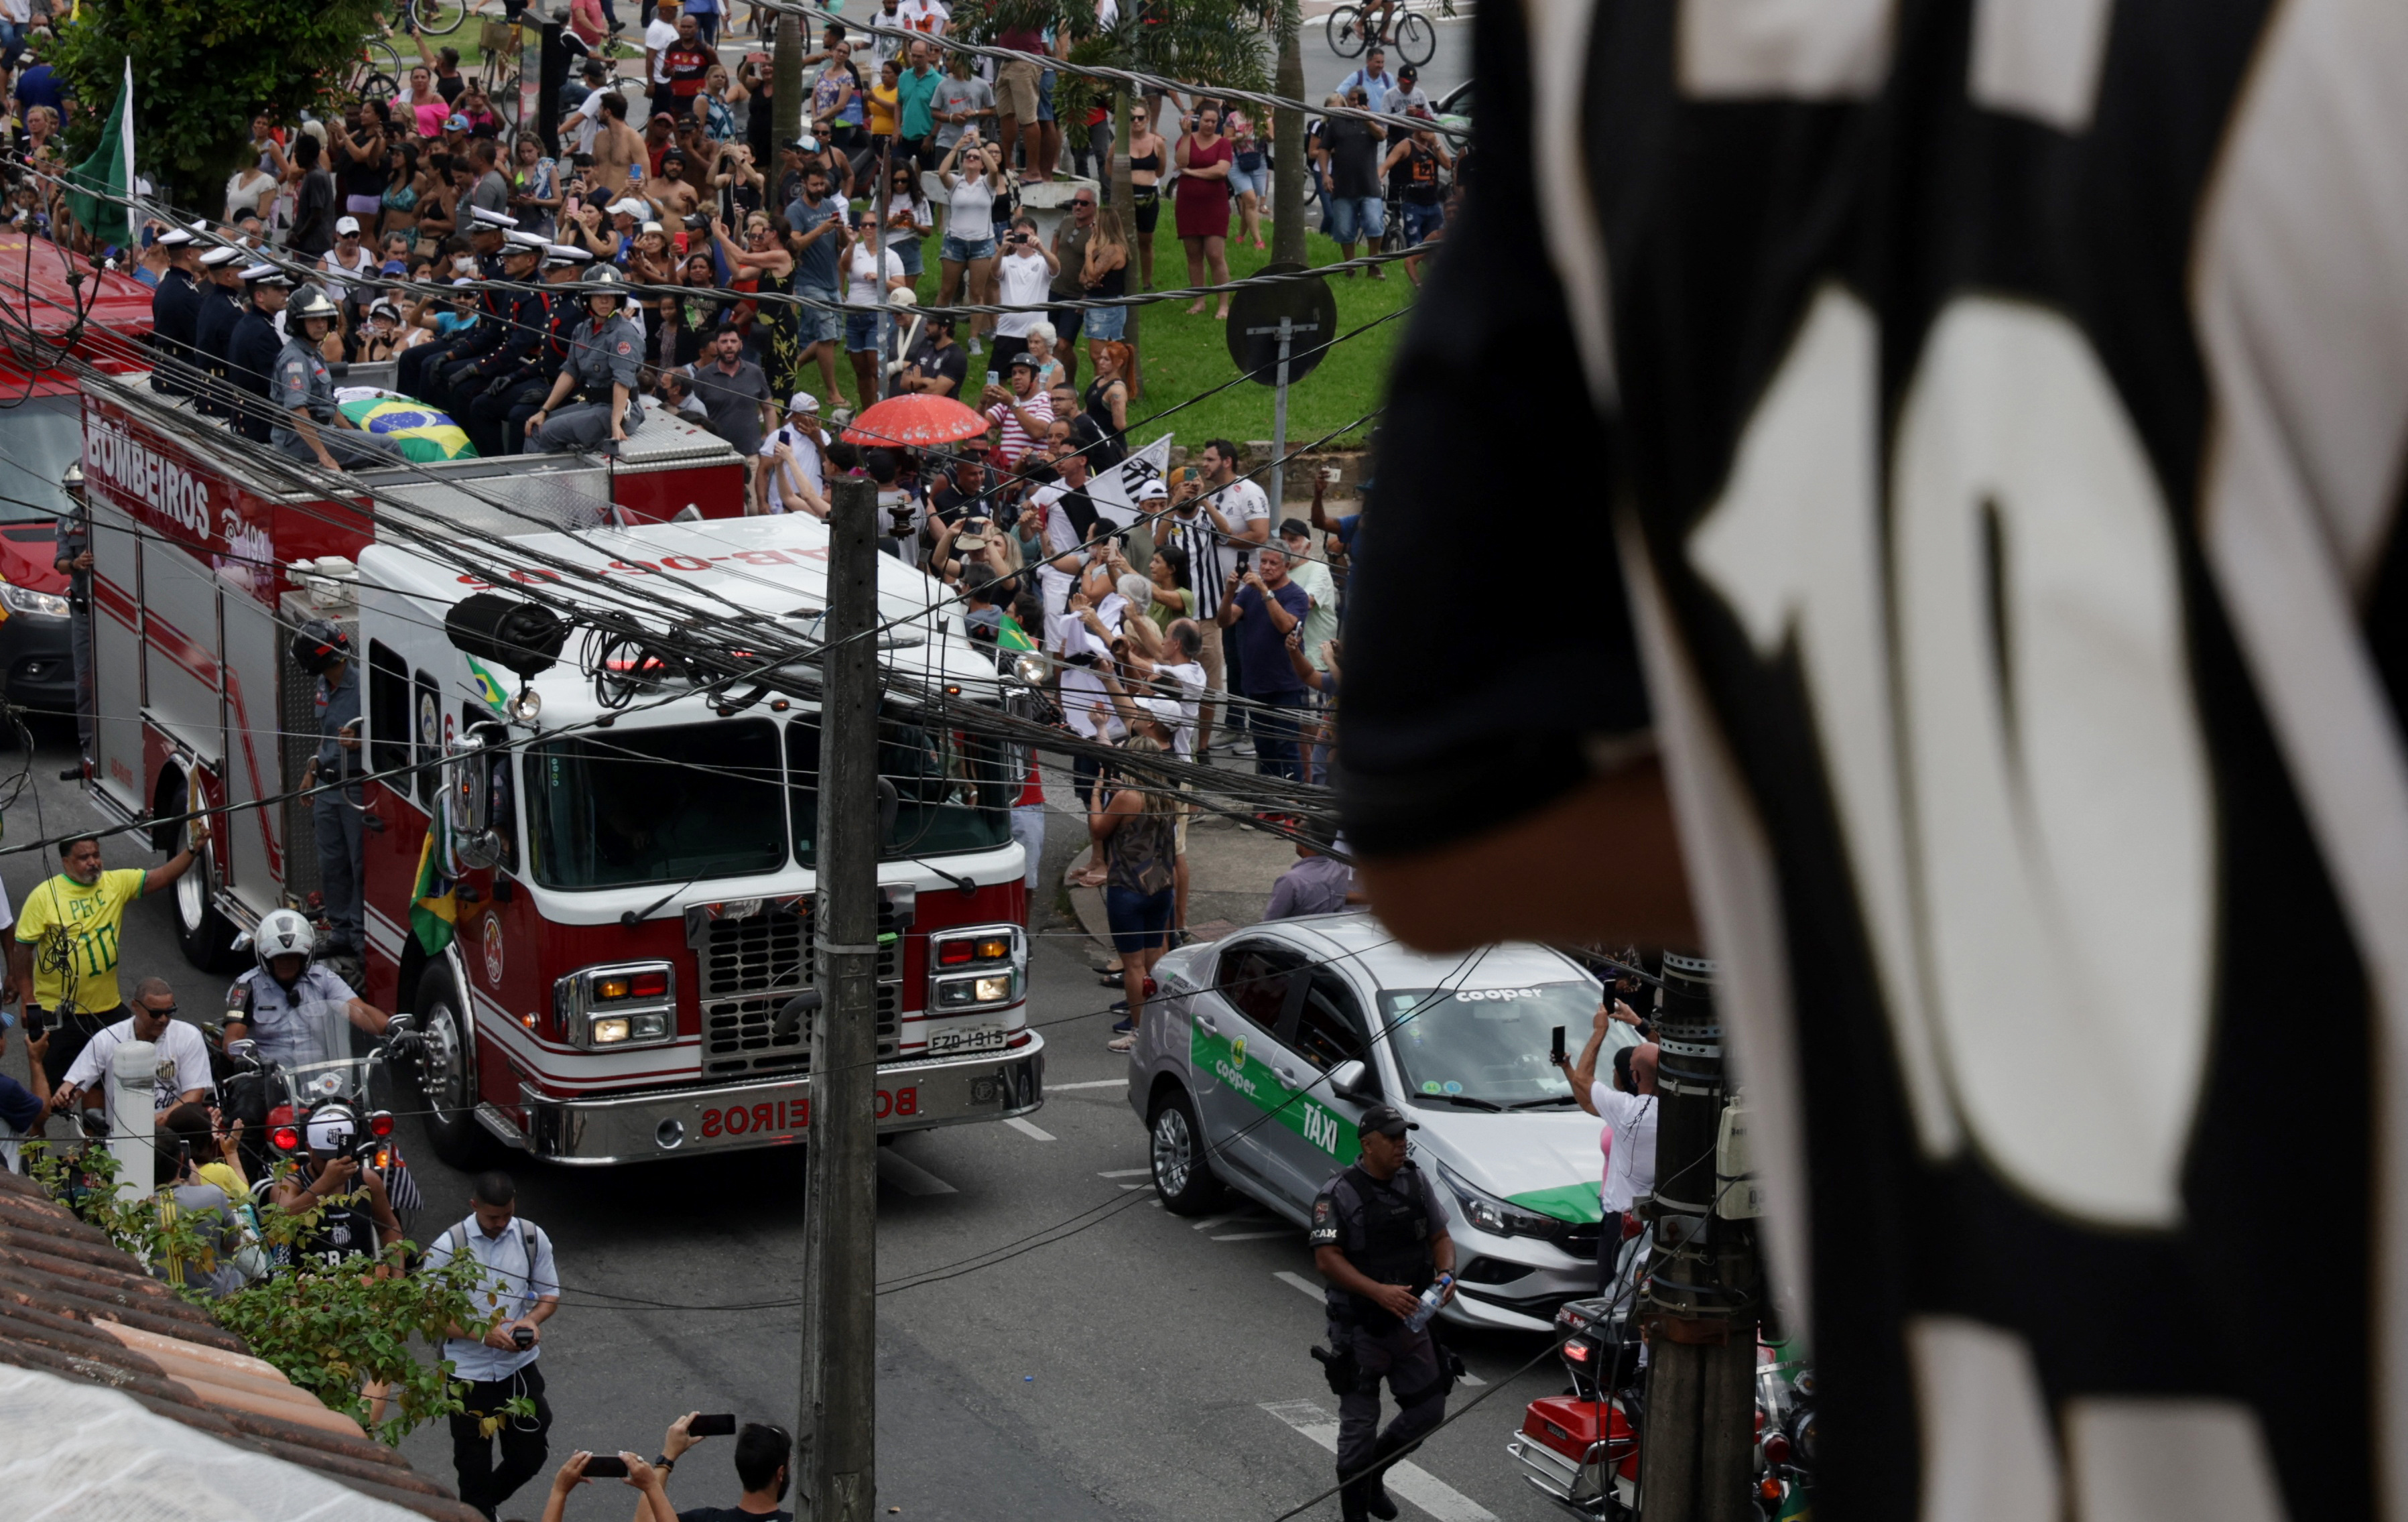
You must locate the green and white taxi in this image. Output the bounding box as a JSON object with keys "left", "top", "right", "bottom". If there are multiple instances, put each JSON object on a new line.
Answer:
{"left": 1127, "top": 913, "right": 1640, "bottom": 1331}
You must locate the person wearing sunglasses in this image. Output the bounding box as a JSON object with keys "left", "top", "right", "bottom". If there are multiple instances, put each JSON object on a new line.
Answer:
{"left": 45, "top": 977, "right": 214, "bottom": 1119}
{"left": 1125, "top": 104, "right": 1165, "bottom": 290}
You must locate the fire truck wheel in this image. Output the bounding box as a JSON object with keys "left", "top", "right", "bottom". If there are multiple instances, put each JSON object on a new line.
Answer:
{"left": 413, "top": 962, "right": 495, "bottom": 1169}
{"left": 1149, "top": 1086, "right": 1227, "bottom": 1215}
{"left": 169, "top": 791, "right": 237, "bottom": 971}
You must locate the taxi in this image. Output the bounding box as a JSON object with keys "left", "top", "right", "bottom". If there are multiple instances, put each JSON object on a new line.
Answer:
{"left": 1126, "top": 912, "right": 1642, "bottom": 1331}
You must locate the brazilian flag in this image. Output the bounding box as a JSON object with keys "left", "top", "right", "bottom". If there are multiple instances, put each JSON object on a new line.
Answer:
{"left": 411, "top": 809, "right": 458, "bottom": 956}
{"left": 338, "top": 395, "right": 478, "bottom": 462}
{"left": 995, "top": 612, "right": 1036, "bottom": 652}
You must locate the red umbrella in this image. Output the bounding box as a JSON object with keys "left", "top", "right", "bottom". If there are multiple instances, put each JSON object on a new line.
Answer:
{"left": 841, "top": 393, "right": 991, "bottom": 449}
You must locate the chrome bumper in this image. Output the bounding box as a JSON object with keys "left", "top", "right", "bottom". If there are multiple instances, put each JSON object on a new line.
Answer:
{"left": 1505, "top": 1434, "right": 1626, "bottom": 1519}
{"left": 501, "top": 1035, "right": 1045, "bottom": 1164}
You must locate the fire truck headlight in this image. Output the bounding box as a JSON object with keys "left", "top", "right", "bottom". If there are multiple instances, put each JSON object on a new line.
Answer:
{"left": 0, "top": 583, "right": 72, "bottom": 619}
{"left": 590, "top": 1016, "right": 633, "bottom": 1044}
{"left": 933, "top": 970, "right": 1021, "bottom": 1009}
{"left": 629, "top": 1011, "right": 668, "bottom": 1040}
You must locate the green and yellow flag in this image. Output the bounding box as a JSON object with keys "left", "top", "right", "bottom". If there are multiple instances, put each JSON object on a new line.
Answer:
{"left": 410, "top": 810, "right": 458, "bottom": 956}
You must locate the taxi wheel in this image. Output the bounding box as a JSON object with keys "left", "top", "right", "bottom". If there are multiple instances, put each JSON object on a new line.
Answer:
{"left": 1150, "top": 1088, "right": 1226, "bottom": 1214}
{"left": 414, "top": 962, "right": 495, "bottom": 1170}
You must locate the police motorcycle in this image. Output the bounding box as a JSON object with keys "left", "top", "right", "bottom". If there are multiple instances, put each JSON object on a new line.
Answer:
{"left": 1505, "top": 1257, "right": 1815, "bottom": 1519}
{"left": 214, "top": 911, "right": 424, "bottom": 1245}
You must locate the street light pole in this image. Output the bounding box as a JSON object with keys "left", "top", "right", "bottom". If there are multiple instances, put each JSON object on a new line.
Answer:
{"left": 1635, "top": 953, "right": 1762, "bottom": 1522}
{"left": 800, "top": 475, "right": 881, "bottom": 1522}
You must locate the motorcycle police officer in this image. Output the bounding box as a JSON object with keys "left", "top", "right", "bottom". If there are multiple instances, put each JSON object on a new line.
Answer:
{"left": 1310, "top": 1104, "right": 1458, "bottom": 1522}
{"left": 224, "top": 908, "right": 395, "bottom": 1068}
{"left": 464, "top": 243, "right": 592, "bottom": 457}
{"left": 227, "top": 264, "right": 294, "bottom": 444}
{"left": 524, "top": 266, "right": 645, "bottom": 455}
{"left": 190, "top": 247, "right": 249, "bottom": 418}
{"left": 272, "top": 288, "right": 407, "bottom": 470}
{"left": 437, "top": 230, "right": 551, "bottom": 433}
{"left": 148, "top": 224, "right": 202, "bottom": 395}
{"left": 294, "top": 621, "right": 369, "bottom": 954}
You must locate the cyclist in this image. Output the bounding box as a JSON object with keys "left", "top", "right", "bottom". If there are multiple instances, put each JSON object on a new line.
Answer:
{"left": 11, "top": 824, "right": 212, "bottom": 1091}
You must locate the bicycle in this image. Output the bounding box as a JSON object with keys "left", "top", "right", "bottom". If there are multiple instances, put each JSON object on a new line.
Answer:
{"left": 398, "top": 0, "right": 465, "bottom": 38}
{"left": 1324, "top": 2, "right": 1434, "bottom": 66}
{"left": 346, "top": 39, "right": 404, "bottom": 103}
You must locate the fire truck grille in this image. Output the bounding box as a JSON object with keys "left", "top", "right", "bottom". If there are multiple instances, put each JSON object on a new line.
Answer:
{"left": 698, "top": 905, "right": 904, "bottom": 1076}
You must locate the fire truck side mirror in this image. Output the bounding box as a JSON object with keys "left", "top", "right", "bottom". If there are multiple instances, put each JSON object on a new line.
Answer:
{"left": 448, "top": 722, "right": 513, "bottom": 871}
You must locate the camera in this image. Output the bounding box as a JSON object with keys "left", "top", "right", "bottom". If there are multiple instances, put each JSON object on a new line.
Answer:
{"left": 511, "top": 1325, "right": 535, "bottom": 1350}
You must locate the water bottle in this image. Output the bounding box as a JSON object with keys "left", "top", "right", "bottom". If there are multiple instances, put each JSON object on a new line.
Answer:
{"left": 1403, "top": 1274, "right": 1453, "bottom": 1332}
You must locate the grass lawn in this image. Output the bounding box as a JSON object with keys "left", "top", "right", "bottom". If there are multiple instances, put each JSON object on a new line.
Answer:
{"left": 863, "top": 215, "right": 1410, "bottom": 456}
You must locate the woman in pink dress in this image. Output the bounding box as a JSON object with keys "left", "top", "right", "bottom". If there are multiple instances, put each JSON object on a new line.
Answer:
{"left": 1173, "top": 103, "right": 1234, "bottom": 318}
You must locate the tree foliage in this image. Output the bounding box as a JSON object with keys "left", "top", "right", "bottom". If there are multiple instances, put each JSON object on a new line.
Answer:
{"left": 944, "top": 0, "right": 1273, "bottom": 130}
{"left": 44, "top": 0, "right": 383, "bottom": 205}
{"left": 29, "top": 1141, "right": 521, "bottom": 1444}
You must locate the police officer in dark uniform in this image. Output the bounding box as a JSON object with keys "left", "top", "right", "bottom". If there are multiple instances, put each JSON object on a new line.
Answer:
{"left": 468, "top": 243, "right": 592, "bottom": 456}
{"left": 54, "top": 463, "right": 92, "bottom": 778}
{"left": 227, "top": 264, "right": 294, "bottom": 444}
{"left": 437, "top": 230, "right": 550, "bottom": 428}
{"left": 292, "top": 622, "right": 368, "bottom": 955}
{"left": 272, "top": 288, "right": 407, "bottom": 471}
{"left": 524, "top": 265, "right": 646, "bottom": 455}
{"left": 190, "top": 247, "right": 249, "bottom": 418}
{"left": 398, "top": 207, "right": 514, "bottom": 403}
{"left": 1310, "top": 1104, "right": 1457, "bottom": 1522}
{"left": 148, "top": 225, "right": 203, "bottom": 395}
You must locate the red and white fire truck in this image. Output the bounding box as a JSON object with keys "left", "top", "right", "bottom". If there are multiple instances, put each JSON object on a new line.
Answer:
{"left": 73, "top": 362, "right": 1044, "bottom": 1166}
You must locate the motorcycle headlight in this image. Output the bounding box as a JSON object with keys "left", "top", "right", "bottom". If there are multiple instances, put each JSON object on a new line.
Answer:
{"left": 1435, "top": 1161, "right": 1560, "bottom": 1240}
{"left": 0, "top": 582, "right": 71, "bottom": 618}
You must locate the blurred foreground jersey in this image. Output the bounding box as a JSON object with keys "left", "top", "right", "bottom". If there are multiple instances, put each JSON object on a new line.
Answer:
{"left": 1344, "top": 1, "right": 2408, "bottom": 1517}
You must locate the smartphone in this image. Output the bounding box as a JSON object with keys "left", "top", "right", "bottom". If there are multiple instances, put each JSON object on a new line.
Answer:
{"left": 985, "top": 369, "right": 1000, "bottom": 388}
{"left": 584, "top": 1456, "right": 630, "bottom": 1478}
{"left": 690, "top": 1413, "right": 738, "bottom": 1438}
{"left": 1549, "top": 1025, "right": 1567, "bottom": 1065}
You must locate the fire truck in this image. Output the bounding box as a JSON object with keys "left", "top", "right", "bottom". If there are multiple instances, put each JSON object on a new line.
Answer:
{"left": 74, "top": 362, "right": 1045, "bottom": 1167}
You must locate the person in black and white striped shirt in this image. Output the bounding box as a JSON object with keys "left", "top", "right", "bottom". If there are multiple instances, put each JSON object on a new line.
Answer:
{"left": 1149, "top": 474, "right": 1245, "bottom": 755}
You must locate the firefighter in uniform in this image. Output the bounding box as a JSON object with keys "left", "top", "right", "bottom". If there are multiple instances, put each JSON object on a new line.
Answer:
{"left": 148, "top": 225, "right": 202, "bottom": 395}
{"left": 271, "top": 288, "right": 407, "bottom": 470}
{"left": 227, "top": 265, "right": 294, "bottom": 444}
{"left": 292, "top": 623, "right": 369, "bottom": 955}
{"left": 398, "top": 207, "right": 513, "bottom": 403}
{"left": 54, "top": 463, "right": 92, "bottom": 776}
{"left": 467, "top": 243, "right": 591, "bottom": 457}
{"left": 190, "top": 247, "right": 248, "bottom": 418}
{"left": 524, "top": 266, "right": 645, "bottom": 455}
{"left": 1310, "top": 1104, "right": 1457, "bottom": 1522}
{"left": 437, "top": 231, "right": 550, "bottom": 433}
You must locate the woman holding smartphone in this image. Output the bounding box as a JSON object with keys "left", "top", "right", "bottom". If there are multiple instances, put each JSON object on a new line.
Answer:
{"left": 937, "top": 133, "right": 1006, "bottom": 351}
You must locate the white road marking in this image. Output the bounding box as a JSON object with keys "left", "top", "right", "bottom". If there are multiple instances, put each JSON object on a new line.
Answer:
{"left": 1052, "top": 1078, "right": 1125, "bottom": 1090}
{"left": 875, "top": 1151, "right": 958, "bottom": 1196}
{"left": 1258, "top": 1401, "right": 1499, "bottom": 1522}
{"left": 1098, "top": 1167, "right": 1151, "bottom": 1178}
{"left": 1120, "top": 1184, "right": 1148, "bottom": 1191}
{"left": 1275, "top": 1270, "right": 1325, "bottom": 1300}
{"left": 1004, "top": 1117, "right": 1056, "bottom": 1141}
{"left": 1457, "top": 1370, "right": 1485, "bottom": 1387}
{"left": 1193, "top": 1212, "right": 1256, "bottom": 1231}
{"left": 1214, "top": 1230, "right": 1292, "bottom": 1241}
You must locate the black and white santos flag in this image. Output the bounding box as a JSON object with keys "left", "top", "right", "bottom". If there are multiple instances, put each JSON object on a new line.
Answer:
{"left": 1343, "top": 1, "right": 2408, "bottom": 1517}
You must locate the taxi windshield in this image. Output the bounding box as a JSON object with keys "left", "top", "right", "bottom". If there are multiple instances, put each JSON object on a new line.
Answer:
{"left": 1377, "top": 982, "right": 1611, "bottom": 1108}
{"left": 526, "top": 719, "right": 789, "bottom": 889}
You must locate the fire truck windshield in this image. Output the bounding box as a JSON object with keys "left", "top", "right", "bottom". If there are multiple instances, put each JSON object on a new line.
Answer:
{"left": 785, "top": 713, "right": 1015, "bottom": 865}
{"left": 525, "top": 719, "right": 790, "bottom": 889}
{"left": 0, "top": 398, "right": 87, "bottom": 521}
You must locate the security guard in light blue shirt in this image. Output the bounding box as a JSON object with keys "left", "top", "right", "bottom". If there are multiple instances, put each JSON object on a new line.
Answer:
{"left": 422, "top": 1175, "right": 560, "bottom": 1519}
{"left": 271, "top": 288, "right": 406, "bottom": 470}
{"left": 523, "top": 265, "right": 645, "bottom": 455}
{"left": 293, "top": 620, "right": 368, "bottom": 954}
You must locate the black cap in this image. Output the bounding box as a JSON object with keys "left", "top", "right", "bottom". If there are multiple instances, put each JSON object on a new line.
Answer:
{"left": 1358, "top": 1103, "right": 1416, "bottom": 1139}
{"left": 1279, "top": 517, "right": 1312, "bottom": 540}
{"left": 1399, "top": 63, "right": 1418, "bottom": 78}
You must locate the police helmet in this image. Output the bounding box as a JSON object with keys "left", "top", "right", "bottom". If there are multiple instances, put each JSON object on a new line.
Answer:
{"left": 254, "top": 907, "right": 314, "bottom": 978}
{"left": 289, "top": 618, "right": 351, "bottom": 674}
{"left": 289, "top": 287, "right": 340, "bottom": 324}
{"left": 61, "top": 462, "right": 83, "bottom": 494}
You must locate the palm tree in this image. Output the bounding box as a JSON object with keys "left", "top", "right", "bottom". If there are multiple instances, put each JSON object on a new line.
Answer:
{"left": 950, "top": 0, "right": 1270, "bottom": 395}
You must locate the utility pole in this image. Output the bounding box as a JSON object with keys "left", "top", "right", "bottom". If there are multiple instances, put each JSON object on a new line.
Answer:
{"left": 773, "top": 9, "right": 806, "bottom": 150}
{"left": 1635, "top": 953, "right": 1761, "bottom": 1522}
{"left": 799, "top": 475, "right": 880, "bottom": 1522}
